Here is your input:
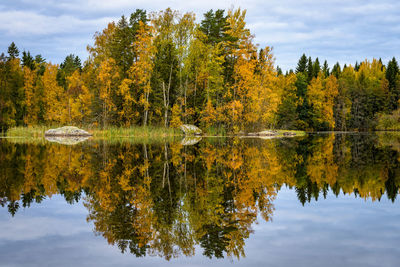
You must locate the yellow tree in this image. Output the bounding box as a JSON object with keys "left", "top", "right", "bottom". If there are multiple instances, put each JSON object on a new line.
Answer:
{"left": 117, "top": 78, "right": 137, "bottom": 126}
{"left": 252, "top": 47, "right": 281, "bottom": 130}
{"left": 130, "top": 21, "right": 156, "bottom": 126}
{"left": 224, "top": 8, "right": 257, "bottom": 132}
{"left": 65, "top": 70, "right": 92, "bottom": 124}
{"left": 43, "top": 63, "right": 64, "bottom": 124}
{"left": 97, "top": 58, "right": 119, "bottom": 128}
{"left": 308, "top": 73, "right": 338, "bottom": 129}
{"left": 170, "top": 98, "right": 183, "bottom": 128}
{"left": 23, "top": 66, "right": 39, "bottom": 125}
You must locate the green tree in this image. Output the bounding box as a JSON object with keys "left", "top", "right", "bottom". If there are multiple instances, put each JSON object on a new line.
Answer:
{"left": 7, "top": 42, "right": 19, "bottom": 59}
{"left": 296, "top": 54, "right": 308, "bottom": 73}
{"left": 386, "top": 57, "right": 400, "bottom": 110}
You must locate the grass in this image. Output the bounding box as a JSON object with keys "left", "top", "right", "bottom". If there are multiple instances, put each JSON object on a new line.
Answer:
{"left": 5, "top": 125, "right": 181, "bottom": 139}
{"left": 90, "top": 126, "right": 181, "bottom": 139}
{"left": 6, "top": 126, "right": 49, "bottom": 138}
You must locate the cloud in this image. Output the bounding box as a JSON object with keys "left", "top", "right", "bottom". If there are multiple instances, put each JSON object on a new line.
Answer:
{"left": 0, "top": 0, "right": 399, "bottom": 70}
{"left": 0, "top": 10, "right": 112, "bottom": 36}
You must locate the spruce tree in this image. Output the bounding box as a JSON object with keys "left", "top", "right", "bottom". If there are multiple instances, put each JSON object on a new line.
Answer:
{"left": 313, "top": 57, "right": 320, "bottom": 78}
{"left": 22, "top": 51, "right": 35, "bottom": 70}
{"left": 307, "top": 57, "right": 313, "bottom": 82}
{"left": 276, "top": 66, "right": 283, "bottom": 76}
{"left": 354, "top": 61, "right": 360, "bottom": 71}
{"left": 295, "top": 54, "right": 307, "bottom": 73}
{"left": 7, "top": 42, "right": 19, "bottom": 59}
{"left": 386, "top": 57, "right": 400, "bottom": 110}
{"left": 322, "top": 60, "right": 329, "bottom": 77}
{"left": 331, "top": 62, "right": 341, "bottom": 78}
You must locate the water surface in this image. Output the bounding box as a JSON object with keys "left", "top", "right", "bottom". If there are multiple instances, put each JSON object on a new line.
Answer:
{"left": 0, "top": 133, "right": 399, "bottom": 266}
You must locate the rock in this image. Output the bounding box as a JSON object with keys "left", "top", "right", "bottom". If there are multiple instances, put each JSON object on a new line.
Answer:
{"left": 245, "top": 130, "right": 277, "bottom": 137}
{"left": 179, "top": 124, "right": 202, "bottom": 136}
{"left": 283, "top": 132, "right": 296, "bottom": 136}
{"left": 45, "top": 136, "right": 90, "bottom": 145}
{"left": 258, "top": 130, "right": 278, "bottom": 136}
{"left": 181, "top": 136, "right": 202, "bottom": 146}
{"left": 45, "top": 126, "right": 92, "bottom": 137}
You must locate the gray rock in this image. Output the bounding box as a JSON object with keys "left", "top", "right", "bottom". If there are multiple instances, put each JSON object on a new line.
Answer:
{"left": 245, "top": 130, "right": 277, "bottom": 137}
{"left": 45, "top": 136, "right": 90, "bottom": 145}
{"left": 45, "top": 126, "right": 92, "bottom": 137}
{"left": 179, "top": 124, "right": 202, "bottom": 136}
{"left": 258, "top": 130, "right": 278, "bottom": 136}
{"left": 180, "top": 136, "right": 202, "bottom": 146}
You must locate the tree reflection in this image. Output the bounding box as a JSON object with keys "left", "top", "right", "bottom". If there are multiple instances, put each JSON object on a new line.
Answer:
{"left": 1, "top": 133, "right": 400, "bottom": 259}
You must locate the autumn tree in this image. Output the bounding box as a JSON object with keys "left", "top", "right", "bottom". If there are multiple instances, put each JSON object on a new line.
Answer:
{"left": 23, "top": 66, "right": 39, "bottom": 125}
{"left": 97, "top": 58, "right": 119, "bottom": 128}
{"left": 42, "top": 63, "right": 64, "bottom": 123}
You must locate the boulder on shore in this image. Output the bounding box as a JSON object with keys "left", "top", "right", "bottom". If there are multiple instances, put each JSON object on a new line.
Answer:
{"left": 246, "top": 130, "right": 277, "bottom": 137}
{"left": 45, "top": 126, "right": 92, "bottom": 137}
{"left": 258, "top": 130, "right": 278, "bottom": 136}
{"left": 179, "top": 124, "right": 202, "bottom": 136}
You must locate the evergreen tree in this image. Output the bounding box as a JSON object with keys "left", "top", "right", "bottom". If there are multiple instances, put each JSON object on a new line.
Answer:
{"left": 22, "top": 51, "right": 35, "bottom": 70}
{"left": 7, "top": 42, "right": 19, "bottom": 59}
{"left": 34, "top": 55, "right": 46, "bottom": 75}
{"left": 307, "top": 57, "right": 313, "bottom": 82}
{"left": 295, "top": 73, "right": 311, "bottom": 129}
{"left": 312, "top": 57, "right": 320, "bottom": 78}
{"left": 57, "top": 54, "right": 82, "bottom": 88}
{"left": 354, "top": 61, "right": 360, "bottom": 71}
{"left": 295, "top": 54, "right": 307, "bottom": 73}
{"left": 331, "top": 62, "right": 341, "bottom": 78}
{"left": 386, "top": 57, "right": 400, "bottom": 110}
{"left": 322, "top": 60, "right": 329, "bottom": 77}
{"left": 199, "top": 9, "right": 231, "bottom": 45}
{"left": 276, "top": 66, "right": 283, "bottom": 76}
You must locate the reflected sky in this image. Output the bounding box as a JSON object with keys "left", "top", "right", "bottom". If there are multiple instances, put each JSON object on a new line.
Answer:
{"left": 1, "top": 188, "right": 399, "bottom": 267}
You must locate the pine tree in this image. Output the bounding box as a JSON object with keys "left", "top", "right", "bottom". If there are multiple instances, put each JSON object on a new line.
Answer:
{"left": 7, "top": 42, "right": 19, "bottom": 59}
{"left": 331, "top": 62, "right": 341, "bottom": 78}
{"left": 307, "top": 57, "right": 313, "bottom": 82}
{"left": 386, "top": 57, "right": 400, "bottom": 110}
{"left": 276, "top": 66, "right": 283, "bottom": 76}
{"left": 22, "top": 51, "right": 35, "bottom": 70}
{"left": 322, "top": 60, "right": 329, "bottom": 77}
{"left": 296, "top": 54, "right": 307, "bottom": 73}
{"left": 313, "top": 58, "right": 320, "bottom": 78}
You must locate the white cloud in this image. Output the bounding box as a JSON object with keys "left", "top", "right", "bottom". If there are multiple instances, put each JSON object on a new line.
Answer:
{"left": 0, "top": 0, "right": 399, "bottom": 69}
{"left": 0, "top": 10, "right": 112, "bottom": 36}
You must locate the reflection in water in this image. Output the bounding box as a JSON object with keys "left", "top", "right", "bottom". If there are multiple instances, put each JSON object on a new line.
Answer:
{"left": 45, "top": 136, "right": 91, "bottom": 145}
{"left": 0, "top": 134, "right": 400, "bottom": 260}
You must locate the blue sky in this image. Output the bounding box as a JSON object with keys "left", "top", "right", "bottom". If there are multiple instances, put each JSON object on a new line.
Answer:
{"left": 1, "top": 0, "right": 399, "bottom": 70}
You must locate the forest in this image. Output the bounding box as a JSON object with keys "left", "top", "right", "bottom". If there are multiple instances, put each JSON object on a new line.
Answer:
{"left": 1, "top": 8, "right": 400, "bottom": 133}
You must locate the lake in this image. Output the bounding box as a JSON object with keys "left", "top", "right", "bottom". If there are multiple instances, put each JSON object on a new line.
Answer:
{"left": 0, "top": 133, "right": 400, "bottom": 266}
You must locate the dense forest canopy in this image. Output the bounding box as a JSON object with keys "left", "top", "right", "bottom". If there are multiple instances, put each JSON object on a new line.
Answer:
{"left": 1, "top": 8, "right": 399, "bottom": 132}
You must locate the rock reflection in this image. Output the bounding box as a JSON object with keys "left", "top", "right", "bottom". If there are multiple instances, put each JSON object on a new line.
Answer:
{"left": 0, "top": 133, "right": 400, "bottom": 259}
{"left": 45, "top": 136, "right": 90, "bottom": 145}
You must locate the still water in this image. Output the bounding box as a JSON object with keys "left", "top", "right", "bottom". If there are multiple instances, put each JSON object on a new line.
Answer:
{"left": 0, "top": 133, "right": 399, "bottom": 266}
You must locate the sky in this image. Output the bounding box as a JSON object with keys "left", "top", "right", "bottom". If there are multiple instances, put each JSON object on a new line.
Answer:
{"left": 1, "top": 189, "right": 400, "bottom": 266}
{"left": 0, "top": 0, "right": 399, "bottom": 70}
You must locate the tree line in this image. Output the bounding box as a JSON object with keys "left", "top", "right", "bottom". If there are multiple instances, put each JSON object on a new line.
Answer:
{"left": 1, "top": 8, "right": 399, "bottom": 132}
